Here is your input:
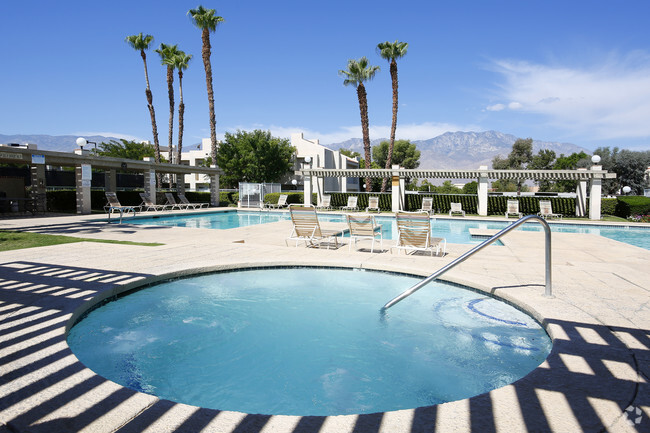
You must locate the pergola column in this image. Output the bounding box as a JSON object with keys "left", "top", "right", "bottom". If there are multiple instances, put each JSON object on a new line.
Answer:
{"left": 30, "top": 163, "right": 47, "bottom": 212}
{"left": 210, "top": 167, "right": 220, "bottom": 207}
{"left": 575, "top": 168, "right": 587, "bottom": 217}
{"left": 477, "top": 165, "right": 489, "bottom": 216}
{"left": 391, "top": 165, "right": 401, "bottom": 212}
{"left": 303, "top": 172, "right": 312, "bottom": 206}
{"left": 144, "top": 169, "right": 156, "bottom": 204}
{"left": 589, "top": 165, "right": 602, "bottom": 220}
{"left": 75, "top": 163, "right": 92, "bottom": 214}
{"left": 105, "top": 169, "right": 117, "bottom": 193}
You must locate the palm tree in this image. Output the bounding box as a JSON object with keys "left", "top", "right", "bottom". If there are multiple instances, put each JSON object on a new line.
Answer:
{"left": 188, "top": 5, "right": 224, "bottom": 166}
{"left": 174, "top": 51, "right": 192, "bottom": 163}
{"left": 339, "top": 57, "right": 380, "bottom": 193}
{"left": 377, "top": 40, "right": 408, "bottom": 192}
{"left": 155, "top": 43, "right": 181, "bottom": 166}
{"left": 125, "top": 33, "right": 162, "bottom": 171}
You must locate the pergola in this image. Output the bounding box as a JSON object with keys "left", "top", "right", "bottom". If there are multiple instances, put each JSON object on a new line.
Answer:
{"left": 298, "top": 164, "right": 617, "bottom": 220}
{"left": 0, "top": 146, "right": 222, "bottom": 214}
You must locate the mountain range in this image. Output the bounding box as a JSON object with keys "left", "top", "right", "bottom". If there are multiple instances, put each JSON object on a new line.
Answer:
{"left": 1, "top": 131, "right": 588, "bottom": 170}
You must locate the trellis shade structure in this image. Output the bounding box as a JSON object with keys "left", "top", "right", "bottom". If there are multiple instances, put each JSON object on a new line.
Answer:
{"left": 296, "top": 166, "right": 616, "bottom": 220}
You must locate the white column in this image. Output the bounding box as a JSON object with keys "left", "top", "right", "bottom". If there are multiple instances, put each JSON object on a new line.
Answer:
{"left": 391, "top": 165, "right": 401, "bottom": 212}
{"left": 75, "top": 164, "right": 92, "bottom": 214}
{"left": 210, "top": 169, "right": 220, "bottom": 207}
{"left": 589, "top": 165, "right": 602, "bottom": 220}
{"left": 477, "top": 166, "right": 489, "bottom": 216}
{"left": 575, "top": 168, "right": 587, "bottom": 217}
{"left": 144, "top": 169, "right": 156, "bottom": 204}
{"left": 304, "top": 173, "right": 312, "bottom": 206}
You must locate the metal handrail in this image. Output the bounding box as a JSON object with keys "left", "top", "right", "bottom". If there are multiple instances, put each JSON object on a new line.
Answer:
{"left": 381, "top": 215, "right": 554, "bottom": 311}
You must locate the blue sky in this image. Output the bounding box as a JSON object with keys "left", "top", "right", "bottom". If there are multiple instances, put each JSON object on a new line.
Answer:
{"left": 1, "top": 0, "right": 650, "bottom": 152}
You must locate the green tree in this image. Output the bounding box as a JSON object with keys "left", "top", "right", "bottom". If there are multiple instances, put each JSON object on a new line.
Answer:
{"left": 528, "top": 149, "right": 556, "bottom": 191}
{"left": 462, "top": 181, "right": 478, "bottom": 195}
{"left": 552, "top": 151, "right": 590, "bottom": 192}
{"left": 188, "top": 6, "right": 224, "bottom": 166}
{"left": 492, "top": 138, "right": 533, "bottom": 194}
{"left": 125, "top": 33, "right": 162, "bottom": 172}
{"left": 174, "top": 51, "right": 192, "bottom": 163}
{"left": 376, "top": 40, "right": 408, "bottom": 192}
{"left": 372, "top": 140, "right": 420, "bottom": 169}
{"left": 216, "top": 130, "right": 295, "bottom": 188}
{"left": 339, "top": 149, "right": 361, "bottom": 159}
{"left": 155, "top": 43, "right": 181, "bottom": 165}
{"left": 436, "top": 180, "right": 462, "bottom": 194}
{"left": 339, "top": 57, "right": 380, "bottom": 193}
{"left": 95, "top": 139, "right": 164, "bottom": 162}
{"left": 595, "top": 147, "right": 650, "bottom": 195}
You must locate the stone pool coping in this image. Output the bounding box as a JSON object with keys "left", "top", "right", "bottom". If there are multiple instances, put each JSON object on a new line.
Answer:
{"left": 0, "top": 211, "right": 648, "bottom": 432}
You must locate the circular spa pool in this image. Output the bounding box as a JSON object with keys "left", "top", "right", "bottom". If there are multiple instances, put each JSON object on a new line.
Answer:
{"left": 67, "top": 267, "right": 552, "bottom": 416}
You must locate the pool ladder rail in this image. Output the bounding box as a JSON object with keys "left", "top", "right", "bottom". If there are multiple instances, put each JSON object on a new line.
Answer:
{"left": 382, "top": 214, "right": 554, "bottom": 311}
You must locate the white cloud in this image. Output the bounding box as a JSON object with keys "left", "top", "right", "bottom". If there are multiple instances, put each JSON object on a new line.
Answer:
{"left": 224, "top": 122, "right": 479, "bottom": 145}
{"left": 486, "top": 103, "right": 506, "bottom": 111}
{"left": 488, "top": 51, "right": 650, "bottom": 140}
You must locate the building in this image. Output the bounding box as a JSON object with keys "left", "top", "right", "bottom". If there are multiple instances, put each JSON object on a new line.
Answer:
{"left": 179, "top": 139, "right": 212, "bottom": 191}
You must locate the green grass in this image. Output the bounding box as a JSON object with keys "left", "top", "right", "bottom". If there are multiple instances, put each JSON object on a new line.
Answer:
{"left": 0, "top": 230, "right": 163, "bottom": 252}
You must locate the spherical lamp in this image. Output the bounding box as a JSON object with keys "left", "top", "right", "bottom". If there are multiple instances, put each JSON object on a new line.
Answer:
{"left": 622, "top": 186, "right": 632, "bottom": 195}
{"left": 591, "top": 155, "right": 601, "bottom": 164}
{"left": 291, "top": 179, "right": 297, "bottom": 186}
{"left": 76, "top": 137, "right": 87, "bottom": 149}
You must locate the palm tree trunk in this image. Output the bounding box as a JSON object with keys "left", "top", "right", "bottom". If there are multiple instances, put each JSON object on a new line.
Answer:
{"left": 201, "top": 28, "right": 218, "bottom": 165}
{"left": 381, "top": 59, "right": 399, "bottom": 192}
{"left": 166, "top": 65, "right": 175, "bottom": 165}
{"left": 176, "top": 71, "right": 185, "bottom": 164}
{"left": 141, "top": 50, "right": 162, "bottom": 187}
{"left": 357, "top": 83, "right": 372, "bottom": 193}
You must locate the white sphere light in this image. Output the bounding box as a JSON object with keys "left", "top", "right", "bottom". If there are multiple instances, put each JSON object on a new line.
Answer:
{"left": 622, "top": 186, "right": 631, "bottom": 194}
{"left": 291, "top": 179, "right": 297, "bottom": 185}
{"left": 76, "top": 137, "right": 87, "bottom": 148}
{"left": 304, "top": 156, "right": 312, "bottom": 163}
{"left": 591, "top": 154, "right": 601, "bottom": 164}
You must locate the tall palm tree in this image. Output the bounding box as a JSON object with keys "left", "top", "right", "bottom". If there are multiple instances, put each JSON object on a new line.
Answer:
{"left": 188, "top": 6, "right": 224, "bottom": 166}
{"left": 125, "top": 33, "right": 162, "bottom": 171}
{"left": 339, "top": 57, "right": 380, "bottom": 193}
{"left": 174, "top": 51, "right": 192, "bottom": 163}
{"left": 377, "top": 40, "right": 408, "bottom": 192}
{"left": 155, "top": 43, "right": 181, "bottom": 165}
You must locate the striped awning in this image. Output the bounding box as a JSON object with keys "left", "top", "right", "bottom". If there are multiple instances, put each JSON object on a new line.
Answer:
{"left": 297, "top": 168, "right": 616, "bottom": 180}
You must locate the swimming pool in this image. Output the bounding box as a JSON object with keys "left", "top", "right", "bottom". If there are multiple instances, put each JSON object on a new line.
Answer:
{"left": 129, "top": 210, "right": 650, "bottom": 249}
{"left": 67, "top": 267, "right": 551, "bottom": 416}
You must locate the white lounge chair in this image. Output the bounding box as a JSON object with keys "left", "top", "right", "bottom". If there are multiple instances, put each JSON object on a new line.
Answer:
{"left": 286, "top": 205, "right": 342, "bottom": 249}
{"left": 391, "top": 211, "right": 446, "bottom": 257}
{"left": 139, "top": 192, "right": 171, "bottom": 212}
{"left": 366, "top": 196, "right": 380, "bottom": 213}
{"left": 103, "top": 192, "right": 138, "bottom": 222}
{"left": 538, "top": 200, "right": 562, "bottom": 220}
{"left": 449, "top": 202, "right": 465, "bottom": 217}
{"left": 178, "top": 193, "right": 209, "bottom": 209}
{"left": 346, "top": 214, "right": 383, "bottom": 252}
{"left": 266, "top": 194, "right": 288, "bottom": 209}
{"left": 341, "top": 196, "right": 358, "bottom": 211}
{"left": 315, "top": 195, "right": 332, "bottom": 211}
{"left": 420, "top": 197, "right": 434, "bottom": 214}
{"left": 505, "top": 200, "right": 522, "bottom": 218}
{"left": 164, "top": 193, "right": 187, "bottom": 210}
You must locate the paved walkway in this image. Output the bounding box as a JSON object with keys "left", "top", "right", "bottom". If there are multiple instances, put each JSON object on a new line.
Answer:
{"left": 0, "top": 210, "right": 648, "bottom": 432}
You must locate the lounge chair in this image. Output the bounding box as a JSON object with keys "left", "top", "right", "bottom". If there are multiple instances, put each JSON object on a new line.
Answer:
{"left": 315, "top": 194, "right": 332, "bottom": 211}
{"left": 391, "top": 211, "right": 446, "bottom": 257}
{"left": 346, "top": 214, "right": 383, "bottom": 252}
{"left": 164, "top": 193, "right": 187, "bottom": 210}
{"left": 139, "top": 192, "right": 171, "bottom": 212}
{"left": 266, "top": 194, "right": 289, "bottom": 209}
{"left": 178, "top": 193, "right": 209, "bottom": 209}
{"left": 538, "top": 200, "right": 562, "bottom": 220}
{"left": 449, "top": 202, "right": 465, "bottom": 217}
{"left": 420, "top": 197, "right": 434, "bottom": 214}
{"left": 366, "top": 196, "right": 380, "bottom": 213}
{"left": 286, "top": 204, "right": 342, "bottom": 249}
{"left": 505, "top": 200, "right": 522, "bottom": 218}
{"left": 341, "top": 196, "right": 358, "bottom": 211}
{"left": 103, "top": 192, "right": 138, "bottom": 222}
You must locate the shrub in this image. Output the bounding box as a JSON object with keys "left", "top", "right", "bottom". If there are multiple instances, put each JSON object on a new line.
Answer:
{"left": 617, "top": 196, "right": 650, "bottom": 218}
{"left": 601, "top": 198, "right": 617, "bottom": 216}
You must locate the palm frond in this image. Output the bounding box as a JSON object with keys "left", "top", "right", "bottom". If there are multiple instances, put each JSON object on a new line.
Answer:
{"left": 339, "top": 57, "right": 380, "bottom": 87}
{"left": 125, "top": 33, "right": 154, "bottom": 51}
{"left": 188, "top": 5, "right": 224, "bottom": 31}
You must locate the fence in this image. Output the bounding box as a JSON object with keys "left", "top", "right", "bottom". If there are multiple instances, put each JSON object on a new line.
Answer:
{"left": 238, "top": 183, "right": 281, "bottom": 208}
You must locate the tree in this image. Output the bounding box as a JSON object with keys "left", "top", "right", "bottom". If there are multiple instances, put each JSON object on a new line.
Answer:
{"left": 462, "top": 181, "right": 478, "bottom": 195}
{"left": 155, "top": 43, "right": 181, "bottom": 165}
{"left": 528, "top": 149, "right": 556, "bottom": 191}
{"left": 188, "top": 6, "right": 224, "bottom": 166}
{"left": 376, "top": 40, "right": 408, "bottom": 192}
{"left": 95, "top": 139, "right": 163, "bottom": 161}
{"left": 373, "top": 140, "right": 420, "bottom": 170}
{"left": 339, "top": 57, "right": 380, "bottom": 193}
{"left": 552, "top": 151, "right": 590, "bottom": 192}
{"left": 595, "top": 147, "right": 650, "bottom": 195}
{"left": 216, "top": 130, "right": 295, "bottom": 188}
{"left": 125, "top": 33, "right": 162, "bottom": 173}
{"left": 492, "top": 138, "right": 533, "bottom": 194}
{"left": 174, "top": 51, "right": 192, "bottom": 163}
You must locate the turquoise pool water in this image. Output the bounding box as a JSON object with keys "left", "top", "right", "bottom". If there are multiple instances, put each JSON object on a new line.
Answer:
{"left": 129, "top": 210, "right": 650, "bottom": 249}
{"left": 67, "top": 267, "right": 551, "bottom": 416}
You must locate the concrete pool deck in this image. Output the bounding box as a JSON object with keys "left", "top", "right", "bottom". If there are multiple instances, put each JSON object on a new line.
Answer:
{"left": 0, "top": 209, "right": 648, "bottom": 432}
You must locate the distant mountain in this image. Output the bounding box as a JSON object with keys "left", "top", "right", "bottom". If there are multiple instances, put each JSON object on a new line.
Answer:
{"left": 329, "top": 130, "right": 589, "bottom": 169}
